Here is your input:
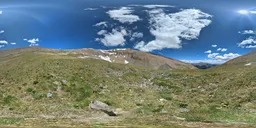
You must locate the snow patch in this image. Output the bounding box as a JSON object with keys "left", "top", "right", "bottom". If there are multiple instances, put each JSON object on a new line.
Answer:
{"left": 78, "top": 56, "right": 90, "bottom": 59}
{"left": 124, "top": 60, "right": 129, "bottom": 64}
{"left": 99, "top": 55, "right": 112, "bottom": 62}
{"left": 245, "top": 63, "right": 252, "bottom": 66}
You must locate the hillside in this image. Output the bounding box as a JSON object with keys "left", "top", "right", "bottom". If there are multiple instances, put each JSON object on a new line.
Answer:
{"left": 69, "top": 48, "right": 196, "bottom": 70}
{"left": 225, "top": 50, "right": 256, "bottom": 66}
{"left": 0, "top": 47, "right": 255, "bottom": 127}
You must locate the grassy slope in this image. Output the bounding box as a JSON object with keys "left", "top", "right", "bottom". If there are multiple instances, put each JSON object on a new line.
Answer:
{"left": 0, "top": 48, "right": 255, "bottom": 127}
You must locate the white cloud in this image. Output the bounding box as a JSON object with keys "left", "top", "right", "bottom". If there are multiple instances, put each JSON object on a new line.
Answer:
{"left": 214, "top": 53, "right": 240, "bottom": 61}
{"left": 181, "top": 59, "right": 224, "bottom": 64}
{"left": 134, "top": 41, "right": 145, "bottom": 49}
{"left": 239, "top": 30, "right": 256, "bottom": 35}
{"left": 0, "top": 40, "right": 8, "bottom": 44}
{"left": 10, "top": 42, "right": 16, "bottom": 45}
{"left": 0, "top": 45, "right": 5, "bottom": 48}
{"left": 208, "top": 53, "right": 219, "bottom": 59}
{"left": 217, "top": 48, "right": 227, "bottom": 52}
{"left": 97, "top": 30, "right": 107, "bottom": 35}
{"left": 211, "top": 44, "right": 217, "bottom": 47}
{"left": 204, "top": 50, "right": 212, "bottom": 54}
{"left": 107, "top": 7, "right": 140, "bottom": 24}
{"left": 245, "top": 45, "right": 256, "bottom": 48}
{"left": 238, "top": 38, "right": 256, "bottom": 48}
{"left": 135, "top": 9, "right": 212, "bottom": 52}
{"left": 0, "top": 30, "right": 4, "bottom": 34}
{"left": 0, "top": 10, "right": 2, "bottom": 14}
{"left": 143, "top": 5, "right": 175, "bottom": 9}
{"left": 94, "top": 22, "right": 108, "bottom": 27}
{"left": 24, "top": 38, "right": 40, "bottom": 47}
{"left": 84, "top": 8, "right": 98, "bottom": 11}
{"left": 27, "top": 38, "right": 39, "bottom": 44}
{"left": 250, "top": 10, "right": 256, "bottom": 14}
{"left": 96, "top": 28, "right": 128, "bottom": 46}
{"left": 130, "top": 32, "right": 143, "bottom": 41}
{"left": 183, "top": 52, "right": 240, "bottom": 64}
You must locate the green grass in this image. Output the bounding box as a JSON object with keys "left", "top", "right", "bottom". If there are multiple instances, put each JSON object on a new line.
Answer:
{"left": 0, "top": 118, "right": 24, "bottom": 125}
{"left": 0, "top": 48, "right": 255, "bottom": 127}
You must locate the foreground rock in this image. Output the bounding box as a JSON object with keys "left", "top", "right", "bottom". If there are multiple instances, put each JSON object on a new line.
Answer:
{"left": 89, "top": 100, "right": 117, "bottom": 116}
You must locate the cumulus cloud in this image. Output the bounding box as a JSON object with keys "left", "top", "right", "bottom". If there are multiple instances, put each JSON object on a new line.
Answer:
{"left": 134, "top": 41, "right": 145, "bottom": 49}
{"left": 181, "top": 59, "right": 223, "bottom": 64}
{"left": 208, "top": 53, "right": 219, "bottom": 59}
{"left": 10, "top": 42, "right": 16, "bottom": 45}
{"left": 84, "top": 8, "right": 98, "bottom": 11}
{"left": 135, "top": 9, "right": 212, "bottom": 52}
{"left": 0, "top": 30, "right": 4, "bottom": 34}
{"left": 211, "top": 44, "right": 217, "bottom": 48}
{"left": 239, "top": 30, "right": 256, "bottom": 35}
{"left": 0, "top": 10, "right": 2, "bottom": 14}
{"left": 0, "top": 40, "right": 8, "bottom": 45}
{"left": 204, "top": 50, "right": 212, "bottom": 54}
{"left": 184, "top": 52, "right": 240, "bottom": 64}
{"left": 214, "top": 53, "right": 240, "bottom": 61}
{"left": 94, "top": 21, "right": 108, "bottom": 27}
{"left": 96, "top": 28, "right": 128, "bottom": 46}
{"left": 143, "top": 5, "right": 175, "bottom": 8}
{"left": 24, "top": 38, "right": 40, "bottom": 47}
{"left": 238, "top": 38, "right": 256, "bottom": 48}
{"left": 217, "top": 48, "right": 227, "bottom": 52}
{"left": 0, "top": 40, "right": 7, "bottom": 48}
{"left": 107, "top": 7, "right": 140, "bottom": 24}
{"left": 130, "top": 32, "right": 143, "bottom": 41}
{"left": 97, "top": 30, "right": 107, "bottom": 35}
{"left": 129, "top": 4, "right": 174, "bottom": 8}
{"left": 250, "top": 10, "right": 256, "bottom": 14}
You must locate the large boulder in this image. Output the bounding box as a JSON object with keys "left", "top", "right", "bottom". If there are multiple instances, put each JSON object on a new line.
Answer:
{"left": 89, "top": 100, "right": 117, "bottom": 116}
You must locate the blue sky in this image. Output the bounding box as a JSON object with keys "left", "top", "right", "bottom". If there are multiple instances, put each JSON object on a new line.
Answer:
{"left": 0, "top": 0, "right": 256, "bottom": 64}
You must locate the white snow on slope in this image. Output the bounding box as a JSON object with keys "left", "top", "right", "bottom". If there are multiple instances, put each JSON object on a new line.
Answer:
{"left": 99, "top": 55, "right": 112, "bottom": 62}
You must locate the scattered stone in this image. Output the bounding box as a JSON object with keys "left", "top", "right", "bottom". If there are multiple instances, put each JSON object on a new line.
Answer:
{"left": 89, "top": 100, "right": 117, "bottom": 116}
{"left": 159, "top": 98, "right": 167, "bottom": 102}
{"left": 173, "top": 116, "right": 186, "bottom": 121}
{"left": 47, "top": 92, "right": 53, "bottom": 98}
{"left": 53, "top": 81, "right": 61, "bottom": 86}
{"left": 179, "top": 108, "right": 190, "bottom": 113}
{"left": 161, "top": 109, "right": 168, "bottom": 114}
{"left": 61, "top": 80, "right": 69, "bottom": 85}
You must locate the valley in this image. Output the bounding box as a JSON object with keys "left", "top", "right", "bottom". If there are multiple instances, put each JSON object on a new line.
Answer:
{"left": 0, "top": 47, "right": 255, "bottom": 127}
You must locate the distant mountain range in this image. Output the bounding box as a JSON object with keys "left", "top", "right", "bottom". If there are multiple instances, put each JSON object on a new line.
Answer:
{"left": 192, "top": 62, "right": 218, "bottom": 69}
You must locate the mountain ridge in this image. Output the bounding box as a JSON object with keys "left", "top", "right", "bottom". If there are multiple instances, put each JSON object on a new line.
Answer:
{"left": 0, "top": 47, "right": 196, "bottom": 70}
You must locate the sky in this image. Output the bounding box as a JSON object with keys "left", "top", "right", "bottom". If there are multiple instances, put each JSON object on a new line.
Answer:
{"left": 0, "top": 0, "right": 256, "bottom": 64}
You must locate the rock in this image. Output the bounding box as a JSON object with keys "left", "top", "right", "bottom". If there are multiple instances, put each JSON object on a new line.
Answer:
{"left": 89, "top": 100, "right": 117, "bottom": 116}
{"left": 161, "top": 109, "right": 168, "bottom": 114}
{"left": 53, "top": 81, "right": 61, "bottom": 86}
{"left": 159, "top": 98, "right": 167, "bottom": 102}
{"left": 47, "top": 92, "right": 53, "bottom": 98}
{"left": 179, "top": 108, "right": 190, "bottom": 113}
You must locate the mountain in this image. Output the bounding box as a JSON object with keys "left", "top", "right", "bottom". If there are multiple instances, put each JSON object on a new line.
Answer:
{"left": 192, "top": 62, "right": 218, "bottom": 69}
{"left": 0, "top": 47, "right": 195, "bottom": 70}
{"left": 69, "top": 48, "right": 196, "bottom": 70}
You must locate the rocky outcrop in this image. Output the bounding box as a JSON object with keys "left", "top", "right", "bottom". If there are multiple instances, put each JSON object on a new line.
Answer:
{"left": 89, "top": 100, "right": 117, "bottom": 116}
